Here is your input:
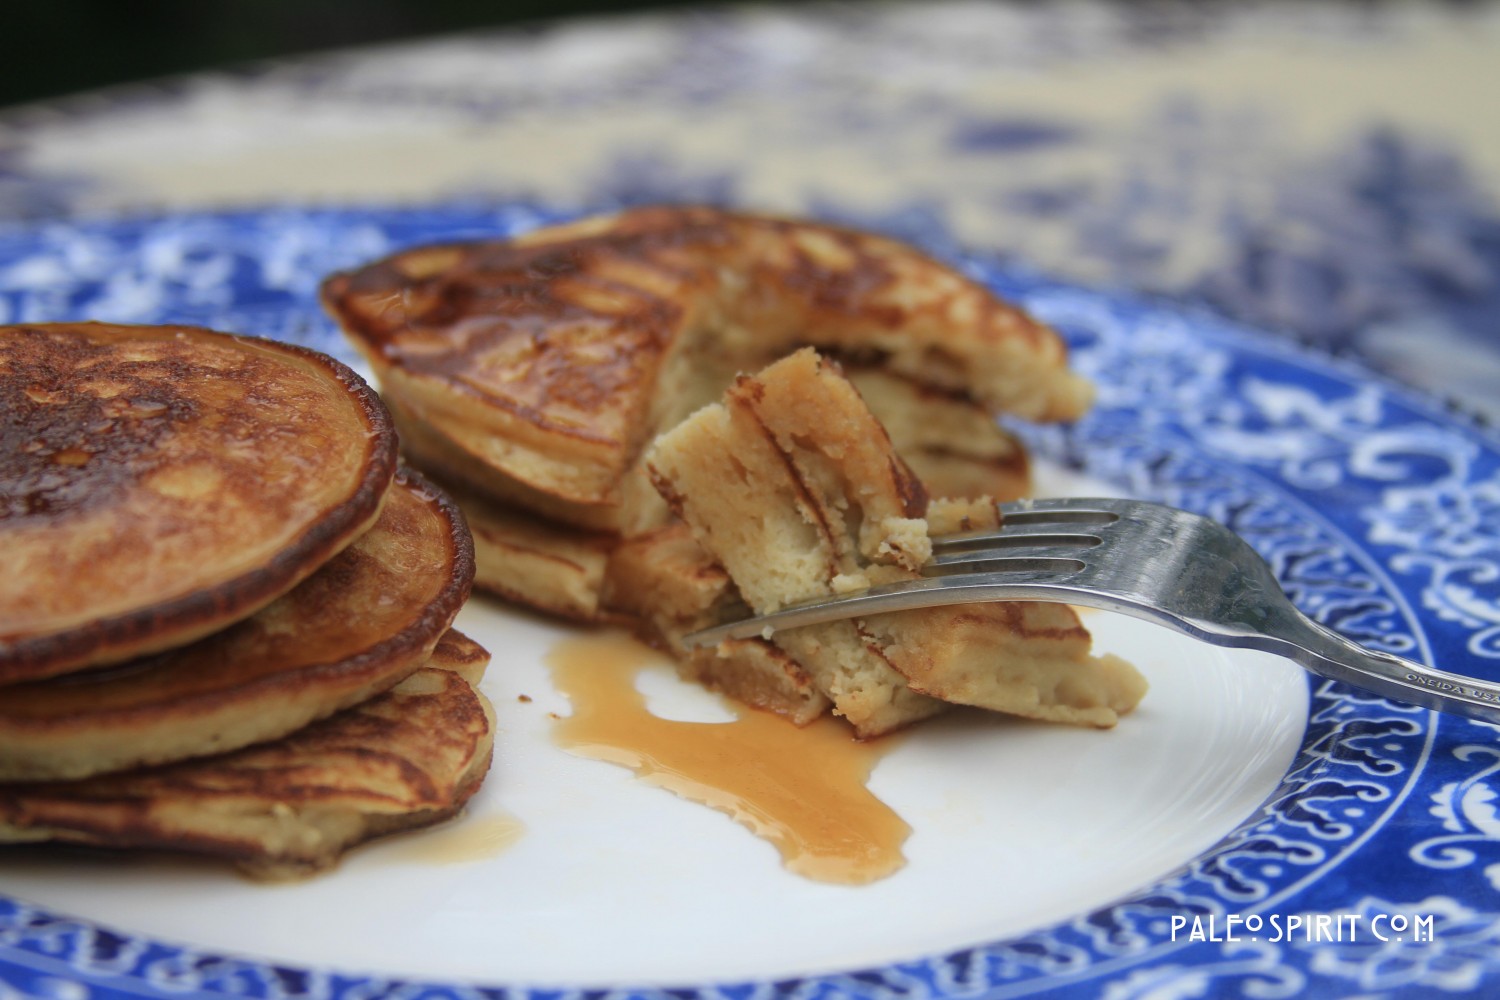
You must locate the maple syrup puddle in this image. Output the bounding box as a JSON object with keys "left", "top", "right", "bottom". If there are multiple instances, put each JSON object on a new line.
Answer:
{"left": 546, "top": 632, "right": 909, "bottom": 885}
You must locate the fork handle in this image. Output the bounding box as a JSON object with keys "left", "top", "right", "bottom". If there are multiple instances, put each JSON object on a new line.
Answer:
{"left": 1258, "top": 609, "right": 1500, "bottom": 727}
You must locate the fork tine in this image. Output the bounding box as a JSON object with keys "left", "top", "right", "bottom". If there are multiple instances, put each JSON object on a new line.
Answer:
{"left": 997, "top": 497, "right": 1128, "bottom": 511}
{"left": 933, "top": 500, "right": 1120, "bottom": 542}
{"left": 681, "top": 570, "right": 1090, "bottom": 647}
{"left": 928, "top": 541, "right": 1097, "bottom": 570}
{"left": 931, "top": 528, "right": 1104, "bottom": 557}
{"left": 930, "top": 500, "right": 1121, "bottom": 555}
{"left": 923, "top": 555, "right": 1088, "bottom": 578}
{"left": 999, "top": 498, "right": 1125, "bottom": 519}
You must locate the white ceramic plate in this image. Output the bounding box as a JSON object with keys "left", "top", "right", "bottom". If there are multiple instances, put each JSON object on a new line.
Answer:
{"left": 0, "top": 459, "right": 1309, "bottom": 987}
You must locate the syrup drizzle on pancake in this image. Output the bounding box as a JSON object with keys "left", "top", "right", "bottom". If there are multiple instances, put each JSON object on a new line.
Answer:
{"left": 546, "top": 632, "right": 909, "bottom": 885}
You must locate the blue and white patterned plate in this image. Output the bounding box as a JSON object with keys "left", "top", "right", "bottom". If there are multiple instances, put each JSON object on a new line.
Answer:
{"left": 3, "top": 205, "right": 1500, "bottom": 999}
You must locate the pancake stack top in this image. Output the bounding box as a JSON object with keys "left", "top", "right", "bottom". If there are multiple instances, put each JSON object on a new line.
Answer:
{"left": 322, "top": 205, "right": 1084, "bottom": 535}
{"left": 0, "top": 322, "right": 494, "bottom": 879}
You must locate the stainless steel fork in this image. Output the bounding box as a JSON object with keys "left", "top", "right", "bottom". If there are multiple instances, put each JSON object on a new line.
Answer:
{"left": 682, "top": 497, "right": 1500, "bottom": 725}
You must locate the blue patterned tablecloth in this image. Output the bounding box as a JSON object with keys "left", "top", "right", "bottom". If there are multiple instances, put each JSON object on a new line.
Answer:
{"left": 2, "top": 5, "right": 1500, "bottom": 999}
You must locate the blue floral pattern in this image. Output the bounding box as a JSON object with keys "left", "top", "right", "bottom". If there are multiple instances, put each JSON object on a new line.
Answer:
{"left": 2, "top": 205, "right": 1500, "bottom": 998}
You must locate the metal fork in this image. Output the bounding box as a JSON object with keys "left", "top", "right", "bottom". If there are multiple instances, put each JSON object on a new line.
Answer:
{"left": 682, "top": 497, "right": 1500, "bottom": 725}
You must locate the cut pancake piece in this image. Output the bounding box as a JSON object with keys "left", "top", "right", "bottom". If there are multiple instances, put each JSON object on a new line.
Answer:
{"left": 386, "top": 390, "right": 629, "bottom": 533}
{"left": 321, "top": 205, "right": 1084, "bottom": 526}
{"left": 647, "top": 349, "right": 947, "bottom": 738}
{"left": 426, "top": 628, "right": 492, "bottom": 687}
{"left": 0, "top": 469, "right": 475, "bottom": 782}
{"left": 862, "top": 605, "right": 1147, "bottom": 727}
{"left": 0, "top": 322, "right": 398, "bottom": 684}
{"left": 647, "top": 349, "right": 1146, "bottom": 735}
{"left": 602, "top": 523, "right": 737, "bottom": 630}
{"left": 0, "top": 629, "right": 495, "bottom": 881}
{"left": 602, "top": 524, "right": 830, "bottom": 725}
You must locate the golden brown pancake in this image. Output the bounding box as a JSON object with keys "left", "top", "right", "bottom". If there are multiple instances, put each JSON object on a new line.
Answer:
{"left": 0, "top": 628, "right": 495, "bottom": 880}
{"left": 425, "top": 625, "right": 492, "bottom": 687}
{"left": 647, "top": 349, "right": 1145, "bottom": 736}
{"left": 450, "top": 478, "right": 619, "bottom": 623}
{"left": 321, "top": 205, "right": 1084, "bottom": 531}
{"left": 861, "top": 603, "right": 1147, "bottom": 727}
{"left": 0, "top": 322, "right": 398, "bottom": 684}
{"left": 385, "top": 391, "right": 630, "bottom": 533}
{"left": 0, "top": 469, "right": 475, "bottom": 782}
{"left": 383, "top": 360, "right": 1031, "bottom": 539}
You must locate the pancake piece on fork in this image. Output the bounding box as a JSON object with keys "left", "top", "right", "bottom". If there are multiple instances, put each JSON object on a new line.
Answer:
{"left": 0, "top": 469, "right": 475, "bottom": 782}
{"left": 0, "top": 322, "right": 398, "bottom": 683}
{"left": 0, "top": 629, "right": 496, "bottom": 881}
{"left": 646, "top": 349, "right": 1147, "bottom": 737}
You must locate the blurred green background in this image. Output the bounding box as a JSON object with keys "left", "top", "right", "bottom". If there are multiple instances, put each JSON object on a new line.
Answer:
{"left": 5, "top": 0, "right": 812, "bottom": 109}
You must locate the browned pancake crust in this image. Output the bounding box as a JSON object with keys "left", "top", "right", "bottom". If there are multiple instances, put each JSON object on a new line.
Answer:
{"left": 0, "top": 631, "right": 495, "bottom": 880}
{"left": 426, "top": 627, "right": 491, "bottom": 686}
{"left": 321, "top": 206, "right": 1088, "bottom": 511}
{"left": 385, "top": 391, "right": 627, "bottom": 532}
{"left": 0, "top": 323, "right": 398, "bottom": 683}
{"left": 0, "top": 469, "right": 475, "bottom": 781}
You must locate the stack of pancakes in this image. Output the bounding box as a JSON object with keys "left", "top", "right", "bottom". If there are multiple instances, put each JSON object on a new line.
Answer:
{"left": 321, "top": 206, "right": 1085, "bottom": 618}
{"left": 0, "top": 322, "right": 493, "bottom": 879}
{"left": 322, "top": 206, "right": 1138, "bottom": 735}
